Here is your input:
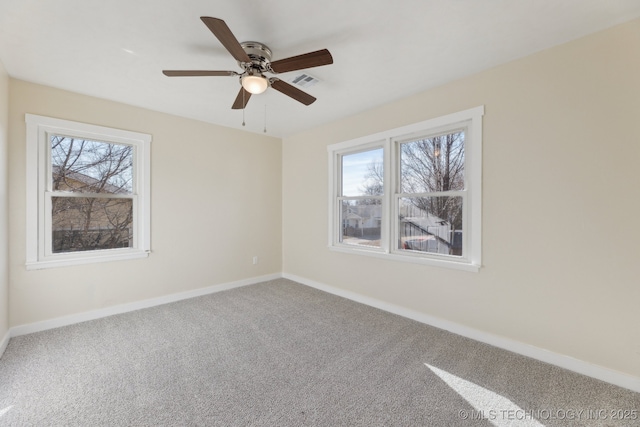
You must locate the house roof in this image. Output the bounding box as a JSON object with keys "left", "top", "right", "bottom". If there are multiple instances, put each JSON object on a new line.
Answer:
{"left": 52, "top": 166, "right": 130, "bottom": 195}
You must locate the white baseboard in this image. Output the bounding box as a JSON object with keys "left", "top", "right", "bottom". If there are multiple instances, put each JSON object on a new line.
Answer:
{"left": 9, "top": 273, "right": 282, "bottom": 338}
{"left": 282, "top": 272, "right": 640, "bottom": 394}
{"left": 0, "top": 329, "right": 9, "bottom": 358}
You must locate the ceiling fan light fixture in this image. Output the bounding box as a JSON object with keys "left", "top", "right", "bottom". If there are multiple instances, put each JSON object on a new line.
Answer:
{"left": 241, "top": 73, "right": 269, "bottom": 94}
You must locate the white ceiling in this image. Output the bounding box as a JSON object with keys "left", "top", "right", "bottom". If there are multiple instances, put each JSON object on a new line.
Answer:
{"left": 1, "top": 0, "right": 640, "bottom": 138}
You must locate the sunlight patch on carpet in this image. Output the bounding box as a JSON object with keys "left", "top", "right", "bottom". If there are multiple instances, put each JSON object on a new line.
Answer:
{"left": 425, "top": 364, "right": 544, "bottom": 427}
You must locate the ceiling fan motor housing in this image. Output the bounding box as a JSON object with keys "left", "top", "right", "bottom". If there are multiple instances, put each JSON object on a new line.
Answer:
{"left": 238, "top": 42, "right": 273, "bottom": 73}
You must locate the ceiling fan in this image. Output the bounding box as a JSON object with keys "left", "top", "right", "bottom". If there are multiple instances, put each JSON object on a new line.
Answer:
{"left": 163, "top": 17, "right": 333, "bottom": 109}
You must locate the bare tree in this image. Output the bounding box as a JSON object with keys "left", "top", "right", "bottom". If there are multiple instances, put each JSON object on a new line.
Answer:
{"left": 400, "top": 132, "right": 465, "bottom": 230}
{"left": 50, "top": 136, "right": 134, "bottom": 253}
{"left": 360, "top": 132, "right": 465, "bottom": 229}
{"left": 357, "top": 160, "right": 383, "bottom": 205}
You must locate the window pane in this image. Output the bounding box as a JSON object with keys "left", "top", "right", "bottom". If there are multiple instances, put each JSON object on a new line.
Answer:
{"left": 398, "top": 196, "right": 463, "bottom": 256}
{"left": 341, "top": 148, "right": 383, "bottom": 197}
{"left": 52, "top": 197, "right": 133, "bottom": 253}
{"left": 340, "top": 199, "right": 382, "bottom": 248}
{"left": 400, "top": 131, "right": 465, "bottom": 194}
{"left": 51, "top": 135, "right": 133, "bottom": 194}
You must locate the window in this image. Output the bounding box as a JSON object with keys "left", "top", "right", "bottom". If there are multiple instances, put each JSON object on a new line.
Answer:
{"left": 26, "top": 114, "right": 151, "bottom": 269}
{"left": 328, "top": 106, "right": 483, "bottom": 272}
{"left": 340, "top": 147, "right": 384, "bottom": 248}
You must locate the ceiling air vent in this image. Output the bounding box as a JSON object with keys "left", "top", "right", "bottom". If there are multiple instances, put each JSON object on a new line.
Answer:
{"left": 289, "top": 73, "right": 320, "bottom": 88}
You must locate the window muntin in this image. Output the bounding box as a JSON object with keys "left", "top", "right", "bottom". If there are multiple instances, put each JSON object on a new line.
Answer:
{"left": 26, "top": 114, "right": 151, "bottom": 269}
{"left": 328, "top": 106, "right": 483, "bottom": 271}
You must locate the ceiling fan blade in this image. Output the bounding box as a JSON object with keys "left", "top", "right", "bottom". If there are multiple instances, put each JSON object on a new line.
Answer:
{"left": 200, "top": 17, "right": 251, "bottom": 63}
{"left": 162, "top": 70, "right": 238, "bottom": 77}
{"left": 270, "top": 49, "right": 333, "bottom": 74}
{"left": 270, "top": 79, "right": 316, "bottom": 106}
{"left": 232, "top": 87, "right": 252, "bottom": 109}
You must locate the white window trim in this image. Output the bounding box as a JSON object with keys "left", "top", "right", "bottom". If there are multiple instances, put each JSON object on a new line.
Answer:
{"left": 25, "top": 114, "right": 151, "bottom": 270}
{"left": 327, "top": 106, "right": 483, "bottom": 272}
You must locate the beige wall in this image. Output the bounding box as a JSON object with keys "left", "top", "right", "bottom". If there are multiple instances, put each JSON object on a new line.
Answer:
{"left": 0, "top": 60, "right": 9, "bottom": 340}
{"left": 282, "top": 19, "right": 640, "bottom": 377}
{"left": 8, "top": 80, "right": 282, "bottom": 326}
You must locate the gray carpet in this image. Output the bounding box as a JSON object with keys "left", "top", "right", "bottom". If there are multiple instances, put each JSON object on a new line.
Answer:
{"left": 0, "top": 279, "right": 638, "bottom": 426}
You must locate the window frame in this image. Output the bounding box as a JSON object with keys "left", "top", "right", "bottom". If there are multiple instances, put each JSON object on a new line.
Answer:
{"left": 26, "top": 114, "right": 151, "bottom": 270}
{"left": 327, "top": 106, "right": 483, "bottom": 272}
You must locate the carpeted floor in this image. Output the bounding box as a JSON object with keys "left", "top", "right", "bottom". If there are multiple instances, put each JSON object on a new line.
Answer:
{"left": 0, "top": 279, "right": 638, "bottom": 426}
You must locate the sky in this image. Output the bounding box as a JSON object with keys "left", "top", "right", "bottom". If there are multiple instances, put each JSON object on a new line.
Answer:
{"left": 341, "top": 148, "right": 383, "bottom": 197}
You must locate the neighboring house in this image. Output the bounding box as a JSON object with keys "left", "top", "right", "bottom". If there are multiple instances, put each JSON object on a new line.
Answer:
{"left": 51, "top": 167, "right": 132, "bottom": 253}
{"left": 342, "top": 204, "right": 381, "bottom": 238}
{"left": 342, "top": 210, "right": 362, "bottom": 230}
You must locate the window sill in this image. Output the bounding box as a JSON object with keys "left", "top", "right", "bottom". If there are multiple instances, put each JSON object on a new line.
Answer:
{"left": 26, "top": 249, "right": 150, "bottom": 270}
{"left": 328, "top": 245, "right": 480, "bottom": 272}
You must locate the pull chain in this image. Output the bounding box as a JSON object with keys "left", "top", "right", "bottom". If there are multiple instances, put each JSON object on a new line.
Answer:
{"left": 242, "top": 89, "right": 246, "bottom": 127}
{"left": 263, "top": 104, "right": 267, "bottom": 133}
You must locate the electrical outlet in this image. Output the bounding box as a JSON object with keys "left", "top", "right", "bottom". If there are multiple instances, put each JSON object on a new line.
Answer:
{"left": 252, "top": 256, "right": 258, "bottom": 265}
